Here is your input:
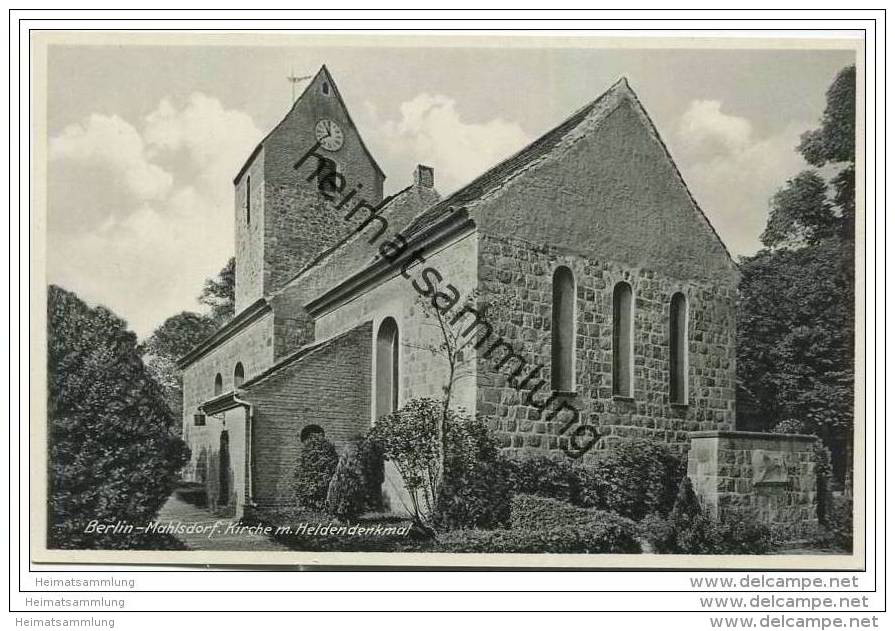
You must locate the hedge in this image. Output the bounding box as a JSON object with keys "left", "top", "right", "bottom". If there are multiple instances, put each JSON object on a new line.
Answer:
{"left": 435, "top": 526, "right": 640, "bottom": 554}
{"left": 509, "top": 494, "right": 641, "bottom": 553}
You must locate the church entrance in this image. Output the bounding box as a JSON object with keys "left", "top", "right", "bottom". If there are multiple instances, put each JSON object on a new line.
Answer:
{"left": 218, "top": 430, "right": 230, "bottom": 507}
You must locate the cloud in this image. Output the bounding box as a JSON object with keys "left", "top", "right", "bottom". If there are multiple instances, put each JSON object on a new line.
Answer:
{"left": 671, "top": 100, "right": 809, "bottom": 256}
{"left": 675, "top": 100, "right": 752, "bottom": 158}
{"left": 50, "top": 114, "right": 173, "bottom": 200}
{"left": 47, "top": 94, "right": 261, "bottom": 337}
{"left": 361, "top": 93, "right": 531, "bottom": 194}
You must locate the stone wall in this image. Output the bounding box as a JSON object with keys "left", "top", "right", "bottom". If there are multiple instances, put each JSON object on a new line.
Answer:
{"left": 314, "top": 230, "right": 480, "bottom": 418}
{"left": 234, "top": 151, "right": 265, "bottom": 313}
{"left": 260, "top": 68, "right": 384, "bottom": 299}
{"left": 688, "top": 430, "right": 820, "bottom": 540}
{"left": 242, "top": 321, "right": 373, "bottom": 508}
{"left": 267, "top": 174, "right": 440, "bottom": 361}
{"left": 475, "top": 233, "right": 736, "bottom": 457}
{"left": 181, "top": 313, "right": 276, "bottom": 481}
{"left": 454, "top": 88, "right": 740, "bottom": 457}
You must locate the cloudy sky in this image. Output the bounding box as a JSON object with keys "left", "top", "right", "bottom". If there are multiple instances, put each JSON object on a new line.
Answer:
{"left": 44, "top": 38, "right": 855, "bottom": 338}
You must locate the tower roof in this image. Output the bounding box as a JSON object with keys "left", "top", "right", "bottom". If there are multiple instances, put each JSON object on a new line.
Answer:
{"left": 233, "top": 65, "right": 385, "bottom": 184}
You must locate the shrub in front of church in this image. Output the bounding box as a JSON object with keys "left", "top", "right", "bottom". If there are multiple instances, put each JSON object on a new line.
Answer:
{"left": 325, "top": 440, "right": 367, "bottom": 520}
{"left": 575, "top": 438, "right": 685, "bottom": 520}
{"left": 367, "top": 398, "right": 443, "bottom": 524}
{"left": 47, "top": 285, "right": 190, "bottom": 550}
{"left": 357, "top": 435, "right": 385, "bottom": 512}
{"left": 509, "top": 494, "right": 640, "bottom": 552}
{"left": 435, "top": 519, "right": 641, "bottom": 554}
{"left": 640, "top": 478, "right": 777, "bottom": 554}
{"left": 287, "top": 433, "right": 339, "bottom": 510}
{"left": 509, "top": 454, "right": 580, "bottom": 503}
{"left": 432, "top": 415, "right": 516, "bottom": 530}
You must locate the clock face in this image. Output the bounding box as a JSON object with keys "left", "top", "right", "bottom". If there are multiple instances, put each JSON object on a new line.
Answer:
{"left": 315, "top": 119, "right": 344, "bottom": 151}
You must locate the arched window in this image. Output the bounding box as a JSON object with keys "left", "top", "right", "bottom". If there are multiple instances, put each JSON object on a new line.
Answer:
{"left": 300, "top": 424, "right": 325, "bottom": 442}
{"left": 669, "top": 293, "right": 688, "bottom": 405}
{"left": 213, "top": 373, "right": 223, "bottom": 396}
{"left": 551, "top": 266, "right": 575, "bottom": 391}
{"left": 234, "top": 362, "right": 245, "bottom": 388}
{"left": 375, "top": 317, "right": 399, "bottom": 419}
{"left": 612, "top": 282, "right": 634, "bottom": 398}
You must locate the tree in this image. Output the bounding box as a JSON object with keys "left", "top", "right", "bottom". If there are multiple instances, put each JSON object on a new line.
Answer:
{"left": 139, "top": 311, "right": 219, "bottom": 422}
{"left": 47, "top": 285, "right": 190, "bottom": 549}
{"left": 140, "top": 258, "right": 234, "bottom": 423}
{"left": 737, "top": 65, "right": 855, "bottom": 485}
{"left": 199, "top": 256, "right": 236, "bottom": 325}
{"left": 405, "top": 287, "right": 518, "bottom": 525}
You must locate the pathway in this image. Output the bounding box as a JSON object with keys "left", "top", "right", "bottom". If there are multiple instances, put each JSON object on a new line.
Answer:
{"left": 156, "top": 493, "right": 289, "bottom": 551}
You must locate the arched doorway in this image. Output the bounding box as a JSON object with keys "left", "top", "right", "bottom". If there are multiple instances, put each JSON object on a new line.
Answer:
{"left": 218, "top": 430, "right": 230, "bottom": 507}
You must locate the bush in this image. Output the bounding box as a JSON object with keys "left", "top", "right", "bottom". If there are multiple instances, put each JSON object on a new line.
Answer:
{"left": 641, "top": 478, "right": 776, "bottom": 554}
{"left": 575, "top": 438, "right": 684, "bottom": 520}
{"left": 436, "top": 526, "right": 640, "bottom": 554}
{"left": 816, "top": 494, "right": 853, "bottom": 551}
{"left": 357, "top": 436, "right": 385, "bottom": 512}
{"left": 510, "top": 454, "right": 579, "bottom": 502}
{"left": 433, "top": 415, "right": 516, "bottom": 530}
{"left": 287, "top": 433, "right": 338, "bottom": 510}
{"left": 368, "top": 398, "right": 443, "bottom": 519}
{"left": 510, "top": 494, "right": 640, "bottom": 552}
{"left": 713, "top": 512, "right": 779, "bottom": 555}
{"left": 47, "top": 285, "right": 190, "bottom": 550}
{"left": 326, "top": 441, "right": 367, "bottom": 520}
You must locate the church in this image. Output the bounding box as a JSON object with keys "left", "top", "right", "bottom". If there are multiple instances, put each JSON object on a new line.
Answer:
{"left": 178, "top": 65, "right": 740, "bottom": 517}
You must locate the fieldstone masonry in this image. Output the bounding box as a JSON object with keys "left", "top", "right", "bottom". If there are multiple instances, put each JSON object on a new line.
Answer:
{"left": 476, "top": 233, "right": 736, "bottom": 457}
{"left": 688, "top": 430, "right": 820, "bottom": 540}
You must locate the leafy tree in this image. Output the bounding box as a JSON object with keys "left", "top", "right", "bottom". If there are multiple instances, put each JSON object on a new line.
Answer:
{"left": 139, "top": 311, "right": 219, "bottom": 422}
{"left": 140, "top": 258, "right": 234, "bottom": 423}
{"left": 737, "top": 64, "right": 855, "bottom": 484}
{"left": 47, "top": 285, "right": 190, "bottom": 549}
{"left": 199, "top": 256, "right": 236, "bottom": 325}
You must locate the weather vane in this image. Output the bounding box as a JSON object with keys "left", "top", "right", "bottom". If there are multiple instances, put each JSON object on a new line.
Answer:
{"left": 287, "top": 68, "right": 312, "bottom": 102}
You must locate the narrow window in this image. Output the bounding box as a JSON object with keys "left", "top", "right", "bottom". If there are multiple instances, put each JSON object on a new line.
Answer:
{"left": 551, "top": 266, "right": 575, "bottom": 391}
{"left": 213, "top": 373, "right": 223, "bottom": 396}
{"left": 375, "top": 317, "right": 399, "bottom": 419}
{"left": 234, "top": 362, "right": 245, "bottom": 388}
{"left": 612, "top": 282, "right": 634, "bottom": 398}
{"left": 245, "top": 175, "right": 251, "bottom": 225}
{"left": 669, "top": 293, "right": 688, "bottom": 405}
{"left": 318, "top": 158, "right": 338, "bottom": 195}
{"left": 321, "top": 81, "right": 330, "bottom": 95}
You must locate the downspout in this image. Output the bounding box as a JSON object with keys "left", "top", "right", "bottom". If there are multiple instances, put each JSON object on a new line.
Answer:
{"left": 232, "top": 392, "right": 256, "bottom": 508}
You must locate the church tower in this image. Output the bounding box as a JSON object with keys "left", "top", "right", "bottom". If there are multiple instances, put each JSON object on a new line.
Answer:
{"left": 232, "top": 65, "right": 385, "bottom": 313}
